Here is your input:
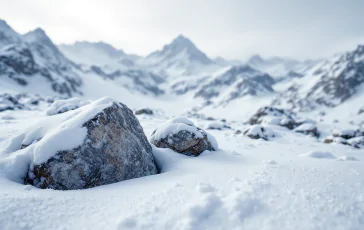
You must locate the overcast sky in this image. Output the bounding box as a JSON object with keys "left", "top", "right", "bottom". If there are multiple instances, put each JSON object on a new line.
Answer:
{"left": 1, "top": 0, "right": 364, "bottom": 60}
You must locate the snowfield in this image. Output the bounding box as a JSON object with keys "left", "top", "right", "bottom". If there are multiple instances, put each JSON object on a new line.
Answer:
{"left": 1, "top": 17, "right": 364, "bottom": 230}
{"left": 0, "top": 103, "right": 364, "bottom": 230}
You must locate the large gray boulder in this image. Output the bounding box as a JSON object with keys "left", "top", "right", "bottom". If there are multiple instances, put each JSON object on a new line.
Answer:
{"left": 25, "top": 99, "right": 158, "bottom": 190}
{"left": 150, "top": 117, "right": 217, "bottom": 156}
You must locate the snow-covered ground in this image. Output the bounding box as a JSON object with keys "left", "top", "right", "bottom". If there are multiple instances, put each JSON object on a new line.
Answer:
{"left": 1, "top": 105, "right": 363, "bottom": 230}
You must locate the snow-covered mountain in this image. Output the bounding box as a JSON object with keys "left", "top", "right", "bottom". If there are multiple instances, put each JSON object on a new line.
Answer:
{"left": 59, "top": 41, "right": 140, "bottom": 70}
{"left": 170, "top": 65, "right": 275, "bottom": 106}
{"left": 0, "top": 19, "right": 22, "bottom": 48}
{"left": 0, "top": 23, "right": 82, "bottom": 97}
{"left": 272, "top": 44, "right": 364, "bottom": 111}
{"left": 59, "top": 41, "right": 165, "bottom": 96}
{"left": 141, "top": 35, "right": 218, "bottom": 76}
{"left": 246, "top": 54, "right": 318, "bottom": 79}
{"left": 195, "top": 65, "right": 275, "bottom": 105}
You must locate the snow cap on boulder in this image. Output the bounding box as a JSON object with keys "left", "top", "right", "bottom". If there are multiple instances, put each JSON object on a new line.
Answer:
{"left": 150, "top": 116, "right": 218, "bottom": 156}
{"left": 244, "top": 125, "right": 275, "bottom": 140}
{"left": 11, "top": 97, "right": 159, "bottom": 190}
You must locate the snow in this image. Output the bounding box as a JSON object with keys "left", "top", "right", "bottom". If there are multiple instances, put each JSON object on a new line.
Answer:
{"left": 0, "top": 97, "right": 116, "bottom": 182}
{"left": 294, "top": 123, "right": 316, "bottom": 132}
{"left": 1, "top": 107, "right": 364, "bottom": 229}
{"left": 46, "top": 97, "right": 90, "bottom": 115}
{"left": 337, "top": 156, "right": 359, "bottom": 161}
{"left": 1, "top": 18, "right": 364, "bottom": 230}
{"left": 150, "top": 116, "right": 204, "bottom": 141}
{"left": 299, "top": 151, "right": 336, "bottom": 159}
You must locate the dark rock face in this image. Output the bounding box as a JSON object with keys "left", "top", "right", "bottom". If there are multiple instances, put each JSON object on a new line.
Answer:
{"left": 135, "top": 108, "right": 153, "bottom": 115}
{"left": 25, "top": 102, "right": 158, "bottom": 190}
{"left": 150, "top": 118, "right": 217, "bottom": 156}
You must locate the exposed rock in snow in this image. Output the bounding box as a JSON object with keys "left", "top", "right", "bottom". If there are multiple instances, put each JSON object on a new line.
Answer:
{"left": 18, "top": 97, "right": 158, "bottom": 190}
{"left": 0, "top": 93, "right": 54, "bottom": 112}
{"left": 135, "top": 108, "right": 153, "bottom": 115}
{"left": 294, "top": 123, "right": 319, "bottom": 137}
{"left": 150, "top": 117, "right": 217, "bottom": 156}
{"left": 248, "top": 106, "right": 300, "bottom": 130}
{"left": 332, "top": 129, "right": 359, "bottom": 139}
{"left": 206, "top": 121, "right": 231, "bottom": 130}
{"left": 358, "top": 105, "right": 364, "bottom": 115}
{"left": 46, "top": 98, "right": 90, "bottom": 115}
{"left": 299, "top": 151, "right": 336, "bottom": 159}
{"left": 347, "top": 136, "right": 364, "bottom": 148}
{"left": 244, "top": 125, "right": 275, "bottom": 140}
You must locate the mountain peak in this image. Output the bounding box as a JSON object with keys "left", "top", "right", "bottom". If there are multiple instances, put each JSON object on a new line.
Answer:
{"left": 146, "top": 34, "right": 213, "bottom": 69}
{"left": 23, "top": 27, "right": 52, "bottom": 44}
{"left": 0, "top": 19, "right": 22, "bottom": 48}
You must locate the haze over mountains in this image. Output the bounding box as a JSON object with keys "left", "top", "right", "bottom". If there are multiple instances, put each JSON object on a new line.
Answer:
{"left": 1, "top": 18, "right": 364, "bottom": 119}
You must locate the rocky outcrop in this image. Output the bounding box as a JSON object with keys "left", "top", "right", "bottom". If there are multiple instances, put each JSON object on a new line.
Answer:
{"left": 248, "top": 106, "right": 299, "bottom": 130}
{"left": 25, "top": 100, "right": 158, "bottom": 190}
{"left": 323, "top": 129, "right": 364, "bottom": 148}
{"left": 150, "top": 117, "right": 217, "bottom": 156}
{"left": 0, "top": 93, "right": 54, "bottom": 112}
{"left": 135, "top": 108, "right": 153, "bottom": 115}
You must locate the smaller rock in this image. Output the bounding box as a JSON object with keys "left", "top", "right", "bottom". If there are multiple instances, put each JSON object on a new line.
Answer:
{"left": 150, "top": 117, "right": 217, "bottom": 156}
{"left": 135, "top": 108, "right": 153, "bottom": 115}
{"left": 244, "top": 125, "right": 275, "bottom": 140}
{"left": 332, "top": 129, "right": 358, "bottom": 139}
{"left": 347, "top": 136, "right": 364, "bottom": 149}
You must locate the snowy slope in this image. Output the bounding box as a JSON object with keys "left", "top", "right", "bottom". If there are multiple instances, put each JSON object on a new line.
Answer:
{"left": 58, "top": 41, "right": 140, "bottom": 70}
{"left": 246, "top": 54, "right": 318, "bottom": 79}
{"left": 0, "top": 107, "right": 363, "bottom": 230}
{"left": 0, "top": 19, "right": 22, "bottom": 49}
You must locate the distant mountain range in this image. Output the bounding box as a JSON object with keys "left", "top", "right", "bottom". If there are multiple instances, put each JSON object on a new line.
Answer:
{"left": 1, "top": 18, "right": 364, "bottom": 114}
